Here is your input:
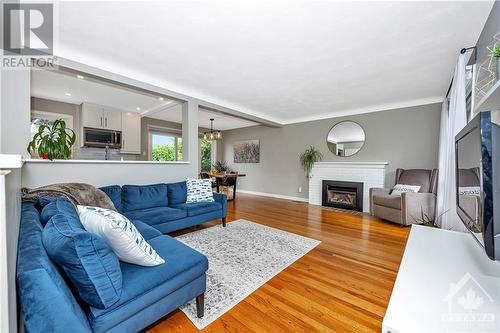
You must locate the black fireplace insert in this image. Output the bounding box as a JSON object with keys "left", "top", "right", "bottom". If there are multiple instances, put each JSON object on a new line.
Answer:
{"left": 322, "top": 180, "right": 364, "bottom": 212}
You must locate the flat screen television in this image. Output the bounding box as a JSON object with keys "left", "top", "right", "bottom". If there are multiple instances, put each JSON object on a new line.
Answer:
{"left": 455, "top": 110, "right": 500, "bottom": 261}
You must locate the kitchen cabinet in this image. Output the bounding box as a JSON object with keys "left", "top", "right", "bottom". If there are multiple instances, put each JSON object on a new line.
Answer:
{"left": 81, "top": 103, "right": 122, "bottom": 130}
{"left": 121, "top": 112, "right": 141, "bottom": 154}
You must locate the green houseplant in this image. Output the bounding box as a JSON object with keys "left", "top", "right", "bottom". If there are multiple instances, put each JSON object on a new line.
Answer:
{"left": 212, "top": 160, "right": 230, "bottom": 173}
{"left": 27, "top": 119, "right": 76, "bottom": 160}
{"left": 414, "top": 207, "right": 449, "bottom": 228}
{"left": 491, "top": 45, "right": 500, "bottom": 80}
{"left": 299, "top": 146, "right": 323, "bottom": 178}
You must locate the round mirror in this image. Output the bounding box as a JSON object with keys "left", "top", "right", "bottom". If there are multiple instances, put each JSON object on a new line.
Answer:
{"left": 327, "top": 121, "right": 365, "bottom": 157}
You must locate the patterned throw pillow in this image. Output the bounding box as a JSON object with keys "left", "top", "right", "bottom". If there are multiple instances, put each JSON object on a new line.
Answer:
{"left": 391, "top": 184, "right": 421, "bottom": 196}
{"left": 458, "top": 186, "right": 481, "bottom": 196}
{"left": 186, "top": 178, "right": 215, "bottom": 203}
{"left": 77, "top": 206, "right": 165, "bottom": 266}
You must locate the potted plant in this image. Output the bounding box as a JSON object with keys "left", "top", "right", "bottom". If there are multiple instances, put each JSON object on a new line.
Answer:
{"left": 491, "top": 45, "right": 500, "bottom": 80}
{"left": 299, "top": 146, "right": 323, "bottom": 178}
{"left": 414, "top": 207, "right": 449, "bottom": 228}
{"left": 212, "top": 161, "right": 230, "bottom": 174}
{"left": 27, "top": 119, "right": 76, "bottom": 160}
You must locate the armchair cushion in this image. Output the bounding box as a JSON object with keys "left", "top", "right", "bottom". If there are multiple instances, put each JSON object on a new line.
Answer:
{"left": 373, "top": 193, "right": 402, "bottom": 210}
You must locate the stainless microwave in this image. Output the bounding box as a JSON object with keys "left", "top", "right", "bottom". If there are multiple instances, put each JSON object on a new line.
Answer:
{"left": 83, "top": 127, "right": 122, "bottom": 149}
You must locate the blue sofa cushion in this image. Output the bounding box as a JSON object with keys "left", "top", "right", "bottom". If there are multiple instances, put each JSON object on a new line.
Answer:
{"left": 131, "top": 220, "right": 162, "bottom": 241}
{"left": 88, "top": 235, "right": 208, "bottom": 326}
{"left": 167, "top": 181, "right": 187, "bottom": 205}
{"left": 122, "top": 184, "right": 168, "bottom": 212}
{"left": 18, "top": 202, "right": 93, "bottom": 333}
{"left": 100, "top": 185, "right": 123, "bottom": 213}
{"left": 42, "top": 213, "right": 123, "bottom": 309}
{"left": 124, "top": 207, "right": 187, "bottom": 225}
{"left": 171, "top": 202, "right": 222, "bottom": 217}
{"left": 40, "top": 196, "right": 79, "bottom": 226}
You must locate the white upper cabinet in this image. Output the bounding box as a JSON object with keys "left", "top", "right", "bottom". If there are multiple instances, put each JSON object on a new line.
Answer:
{"left": 81, "top": 103, "right": 122, "bottom": 130}
{"left": 121, "top": 112, "right": 141, "bottom": 154}
{"left": 103, "top": 108, "right": 122, "bottom": 131}
{"left": 81, "top": 103, "right": 104, "bottom": 128}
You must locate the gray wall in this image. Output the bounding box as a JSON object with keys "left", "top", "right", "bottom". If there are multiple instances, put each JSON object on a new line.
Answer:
{"left": 221, "top": 103, "right": 442, "bottom": 199}
{"left": 475, "top": 1, "right": 500, "bottom": 65}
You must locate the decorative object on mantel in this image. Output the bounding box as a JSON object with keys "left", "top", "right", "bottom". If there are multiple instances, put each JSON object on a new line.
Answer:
{"left": 203, "top": 118, "right": 222, "bottom": 140}
{"left": 233, "top": 139, "right": 260, "bottom": 163}
{"left": 475, "top": 32, "right": 500, "bottom": 104}
{"left": 27, "top": 119, "right": 76, "bottom": 160}
{"left": 299, "top": 145, "right": 323, "bottom": 178}
{"left": 326, "top": 121, "right": 365, "bottom": 157}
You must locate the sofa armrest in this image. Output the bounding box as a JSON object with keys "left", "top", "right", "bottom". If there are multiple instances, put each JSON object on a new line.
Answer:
{"left": 401, "top": 192, "right": 437, "bottom": 226}
{"left": 213, "top": 192, "right": 227, "bottom": 217}
{"left": 131, "top": 220, "right": 162, "bottom": 240}
{"left": 369, "top": 188, "right": 391, "bottom": 215}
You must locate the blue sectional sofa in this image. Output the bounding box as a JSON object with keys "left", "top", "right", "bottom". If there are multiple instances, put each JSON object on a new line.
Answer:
{"left": 17, "top": 182, "right": 227, "bottom": 333}
{"left": 100, "top": 181, "right": 227, "bottom": 233}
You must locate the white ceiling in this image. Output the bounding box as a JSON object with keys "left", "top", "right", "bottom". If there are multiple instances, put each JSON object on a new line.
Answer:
{"left": 53, "top": 1, "right": 494, "bottom": 125}
{"left": 31, "top": 69, "right": 258, "bottom": 130}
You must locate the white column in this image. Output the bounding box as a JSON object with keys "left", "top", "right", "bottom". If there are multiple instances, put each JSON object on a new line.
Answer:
{"left": 182, "top": 100, "right": 199, "bottom": 175}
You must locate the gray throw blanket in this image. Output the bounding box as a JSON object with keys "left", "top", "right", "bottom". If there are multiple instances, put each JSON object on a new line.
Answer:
{"left": 22, "top": 182, "right": 117, "bottom": 211}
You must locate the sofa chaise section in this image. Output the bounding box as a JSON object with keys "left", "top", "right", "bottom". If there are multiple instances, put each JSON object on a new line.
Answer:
{"left": 17, "top": 201, "right": 208, "bottom": 333}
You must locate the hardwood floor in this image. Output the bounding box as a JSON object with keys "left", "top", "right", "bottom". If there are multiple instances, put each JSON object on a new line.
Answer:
{"left": 148, "top": 194, "right": 410, "bottom": 332}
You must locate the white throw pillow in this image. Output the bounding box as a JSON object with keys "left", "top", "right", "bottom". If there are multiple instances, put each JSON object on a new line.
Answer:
{"left": 391, "top": 184, "right": 421, "bottom": 196}
{"left": 458, "top": 186, "right": 481, "bottom": 196}
{"left": 186, "top": 178, "right": 215, "bottom": 203}
{"left": 77, "top": 205, "right": 165, "bottom": 266}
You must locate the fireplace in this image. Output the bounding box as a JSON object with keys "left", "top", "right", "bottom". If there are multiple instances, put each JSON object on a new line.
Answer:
{"left": 322, "top": 180, "right": 364, "bottom": 212}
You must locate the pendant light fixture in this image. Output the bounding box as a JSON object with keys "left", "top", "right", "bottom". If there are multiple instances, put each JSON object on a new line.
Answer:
{"left": 203, "top": 118, "right": 222, "bottom": 140}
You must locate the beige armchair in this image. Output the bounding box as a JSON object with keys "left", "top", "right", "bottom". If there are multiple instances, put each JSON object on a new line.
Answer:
{"left": 370, "top": 168, "right": 438, "bottom": 226}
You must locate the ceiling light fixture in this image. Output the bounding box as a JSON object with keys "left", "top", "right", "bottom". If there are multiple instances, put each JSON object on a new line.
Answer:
{"left": 158, "top": 97, "right": 164, "bottom": 101}
{"left": 76, "top": 75, "right": 84, "bottom": 79}
{"left": 203, "top": 118, "right": 222, "bottom": 141}
{"left": 136, "top": 107, "right": 141, "bottom": 111}
{"left": 65, "top": 92, "right": 71, "bottom": 96}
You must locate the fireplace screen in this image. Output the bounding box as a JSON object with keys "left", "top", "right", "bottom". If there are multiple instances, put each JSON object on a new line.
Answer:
{"left": 327, "top": 187, "right": 357, "bottom": 206}
{"left": 322, "top": 180, "right": 363, "bottom": 211}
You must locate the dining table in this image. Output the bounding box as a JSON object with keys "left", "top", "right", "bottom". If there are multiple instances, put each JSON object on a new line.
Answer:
{"left": 208, "top": 172, "right": 247, "bottom": 201}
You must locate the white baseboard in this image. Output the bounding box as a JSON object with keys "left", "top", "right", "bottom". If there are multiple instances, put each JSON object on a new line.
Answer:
{"left": 237, "top": 189, "right": 309, "bottom": 202}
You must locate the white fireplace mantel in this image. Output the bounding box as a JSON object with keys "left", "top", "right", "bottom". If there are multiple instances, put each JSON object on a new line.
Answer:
{"left": 308, "top": 161, "right": 388, "bottom": 212}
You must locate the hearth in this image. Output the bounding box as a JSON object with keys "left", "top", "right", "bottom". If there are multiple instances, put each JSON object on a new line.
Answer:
{"left": 322, "top": 180, "right": 363, "bottom": 212}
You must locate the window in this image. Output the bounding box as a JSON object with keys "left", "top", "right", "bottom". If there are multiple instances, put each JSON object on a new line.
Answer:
{"left": 149, "top": 132, "right": 182, "bottom": 161}
{"left": 200, "top": 138, "right": 214, "bottom": 172}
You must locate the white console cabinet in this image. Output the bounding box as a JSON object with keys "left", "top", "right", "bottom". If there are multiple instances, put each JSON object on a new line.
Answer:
{"left": 383, "top": 225, "right": 500, "bottom": 333}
